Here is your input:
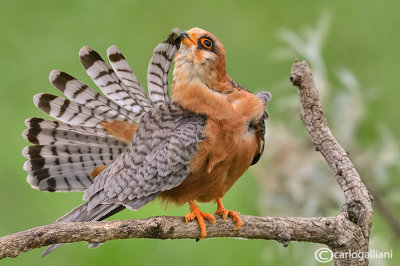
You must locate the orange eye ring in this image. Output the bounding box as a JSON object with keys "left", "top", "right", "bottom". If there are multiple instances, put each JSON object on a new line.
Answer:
{"left": 200, "top": 38, "right": 212, "bottom": 49}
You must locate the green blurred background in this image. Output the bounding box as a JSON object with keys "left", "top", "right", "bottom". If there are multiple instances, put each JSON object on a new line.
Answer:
{"left": 1, "top": 0, "right": 399, "bottom": 265}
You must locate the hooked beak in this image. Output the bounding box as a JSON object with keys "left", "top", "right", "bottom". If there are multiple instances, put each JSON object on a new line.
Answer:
{"left": 179, "top": 31, "right": 196, "bottom": 46}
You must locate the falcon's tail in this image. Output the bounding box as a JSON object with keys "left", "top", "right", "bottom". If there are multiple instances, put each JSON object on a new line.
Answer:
{"left": 23, "top": 29, "right": 179, "bottom": 192}
{"left": 41, "top": 202, "right": 125, "bottom": 257}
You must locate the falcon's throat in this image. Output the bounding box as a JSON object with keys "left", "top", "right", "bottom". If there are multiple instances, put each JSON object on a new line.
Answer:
{"left": 173, "top": 28, "right": 227, "bottom": 87}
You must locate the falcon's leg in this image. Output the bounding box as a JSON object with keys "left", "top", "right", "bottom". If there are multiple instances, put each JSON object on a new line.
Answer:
{"left": 185, "top": 200, "right": 215, "bottom": 239}
{"left": 215, "top": 197, "right": 243, "bottom": 230}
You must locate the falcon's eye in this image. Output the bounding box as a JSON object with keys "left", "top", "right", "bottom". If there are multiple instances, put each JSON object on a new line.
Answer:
{"left": 200, "top": 38, "right": 213, "bottom": 49}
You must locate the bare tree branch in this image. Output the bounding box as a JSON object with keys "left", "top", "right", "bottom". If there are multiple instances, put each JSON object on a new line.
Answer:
{"left": 290, "top": 59, "right": 373, "bottom": 265}
{"left": 0, "top": 60, "right": 372, "bottom": 265}
{"left": 0, "top": 215, "right": 344, "bottom": 259}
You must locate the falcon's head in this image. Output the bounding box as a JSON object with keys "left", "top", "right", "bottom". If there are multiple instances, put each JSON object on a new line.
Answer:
{"left": 173, "top": 27, "right": 228, "bottom": 87}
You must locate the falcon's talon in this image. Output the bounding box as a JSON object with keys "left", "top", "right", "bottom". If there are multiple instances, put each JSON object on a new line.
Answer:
{"left": 215, "top": 197, "right": 243, "bottom": 230}
{"left": 215, "top": 208, "right": 229, "bottom": 222}
{"left": 186, "top": 201, "right": 214, "bottom": 239}
{"left": 185, "top": 213, "right": 195, "bottom": 224}
{"left": 230, "top": 211, "right": 243, "bottom": 230}
{"left": 201, "top": 211, "right": 216, "bottom": 224}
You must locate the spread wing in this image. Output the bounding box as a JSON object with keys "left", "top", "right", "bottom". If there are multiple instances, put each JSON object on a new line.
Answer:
{"left": 83, "top": 102, "right": 207, "bottom": 211}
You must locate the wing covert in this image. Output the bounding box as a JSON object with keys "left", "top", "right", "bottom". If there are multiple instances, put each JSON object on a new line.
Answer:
{"left": 83, "top": 102, "right": 206, "bottom": 210}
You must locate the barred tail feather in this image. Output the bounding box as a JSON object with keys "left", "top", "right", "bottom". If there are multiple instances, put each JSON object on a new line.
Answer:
{"left": 24, "top": 117, "right": 111, "bottom": 138}
{"left": 147, "top": 29, "right": 179, "bottom": 105}
{"left": 24, "top": 144, "right": 121, "bottom": 192}
{"left": 79, "top": 46, "right": 144, "bottom": 117}
{"left": 22, "top": 122, "right": 125, "bottom": 191}
{"left": 23, "top": 126, "right": 125, "bottom": 146}
{"left": 22, "top": 144, "right": 124, "bottom": 159}
{"left": 107, "top": 45, "right": 153, "bottom": 111}
{"left": 23, "top": 153, "right": 117, "bottom": 173}
{"left": 29, "top": 170, "right": 93, "bottom": 192}
{"left": 33, "top": 93, "right": 108, "bottom": 128}
{"left": 23, "top": 118, "right": 126, "bottom": 192}
{"left": 49, "top": 70, "right": 136, "bottom": 122}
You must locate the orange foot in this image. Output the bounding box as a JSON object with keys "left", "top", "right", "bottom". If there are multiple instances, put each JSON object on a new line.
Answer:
{"left": 215, "top": 197, "right": 243, "bottom": 230}
{"left": 185, "top": 200, "right": 215, "bottom": 239}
